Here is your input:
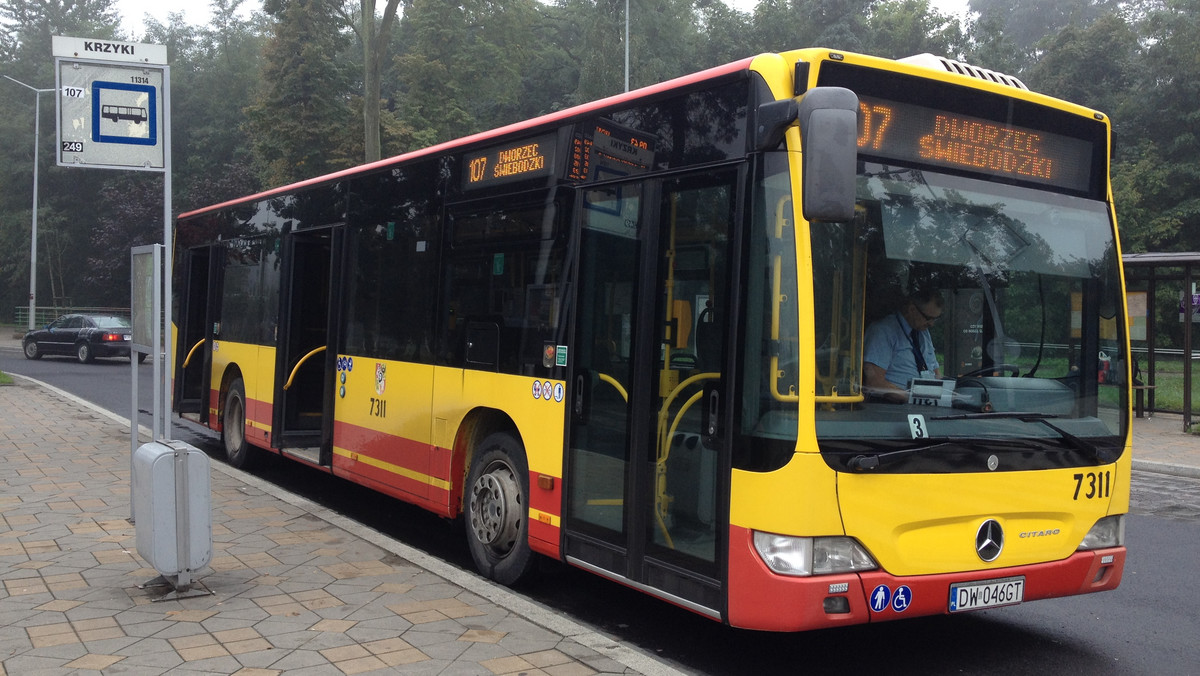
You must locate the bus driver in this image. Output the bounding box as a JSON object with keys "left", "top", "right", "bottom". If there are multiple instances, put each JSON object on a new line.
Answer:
{"left": 863, "top": 289, "right": 944, "bottom": 403}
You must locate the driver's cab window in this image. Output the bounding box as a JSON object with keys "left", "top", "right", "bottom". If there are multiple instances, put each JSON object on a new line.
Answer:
{"left": 811, "top": 165, "right": 1126, "bottom": 468}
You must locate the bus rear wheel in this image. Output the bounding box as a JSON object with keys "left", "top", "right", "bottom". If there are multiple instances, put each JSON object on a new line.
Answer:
{"left": 222, "top": 378, "right": 259, "bottom": 468}
{"left": 465, "top": 433, "right": 535, "bottom": 586}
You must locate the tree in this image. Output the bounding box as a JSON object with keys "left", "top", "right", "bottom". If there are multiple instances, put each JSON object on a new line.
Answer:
{"left": 1111, "top": 0, "right": 1200, "bottom": 255}
{"left": 0, "top": 0, "right": 124, "bottom": 311}
{"left": 867, "top": 0, "right": 967, "bottom": 60}
{"left": 969, "top": 0, "right": 1121, "bottom": 61}
{"left": 391, "top": 0, "right": 559, "bottom": 147}
{"left": 1023, "top": 13, "right": 1136, "bottom": 118}
{"left": 143, "top": 3, "right": 266, "bottom": 208}
{"left": 246, "top": 0, "right": 356, "bottom": 186}
{"left": 347, "top": 0, "right": 402, "bottom": 163}
{"left": 749, "top": 0, "right": 877, "bottom": 55}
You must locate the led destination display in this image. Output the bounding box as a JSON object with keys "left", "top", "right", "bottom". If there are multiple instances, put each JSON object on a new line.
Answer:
{"left": 856, "top": 96, "right": 1096, "bottom": 192}
{"left": 463, "top": 133, "right": 557, "bottom": 189}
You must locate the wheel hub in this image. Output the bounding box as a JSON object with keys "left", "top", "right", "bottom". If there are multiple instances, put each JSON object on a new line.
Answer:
{"left": 469, "top": 465, "right": 521, "bottom": 549}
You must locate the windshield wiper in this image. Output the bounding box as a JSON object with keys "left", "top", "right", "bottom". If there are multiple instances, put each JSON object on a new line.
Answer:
{"left": 847, "top": 440, "right": 957, "bottom": 471}
{"left": 931, "top": 411, "right": 1111, "bottom": 463}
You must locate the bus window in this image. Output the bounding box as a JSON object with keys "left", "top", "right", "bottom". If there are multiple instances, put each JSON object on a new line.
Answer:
{"left": 737, "top": 153, "right": 801, "bottom": 471}
{"left": 444, "top": 193, "right": 569, "bottom": 375}
{"left": 344, "top": 166, "right": 441, "bottom": 362}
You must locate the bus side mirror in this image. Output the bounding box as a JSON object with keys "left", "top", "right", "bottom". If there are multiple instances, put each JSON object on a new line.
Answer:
{"left": 796, "top": 87, "right": 858, "bottom": 223}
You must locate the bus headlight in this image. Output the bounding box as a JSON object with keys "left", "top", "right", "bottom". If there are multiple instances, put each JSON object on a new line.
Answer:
{"left": 1077, "top": 515, "right": 1125, "bottom": 550}
{"left": 752, "top": 532, "right": 877, "bottom": 576}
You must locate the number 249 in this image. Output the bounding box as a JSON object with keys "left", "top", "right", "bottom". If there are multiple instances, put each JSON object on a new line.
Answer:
{"left": 1073, "top": 471, "right": 1111, "bottom": 500}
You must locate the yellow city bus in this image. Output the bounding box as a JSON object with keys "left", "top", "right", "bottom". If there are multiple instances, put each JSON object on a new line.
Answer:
{"left": 174, "top": 48, "right": 1128, "bottom": 631}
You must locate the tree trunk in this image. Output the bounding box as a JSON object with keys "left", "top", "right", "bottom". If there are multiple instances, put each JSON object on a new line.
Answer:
{"left": 361, "top": 0, "right": 401, "bottom": 164}
{"left": 362, "top": 0, "right": 381, "bottom": 163}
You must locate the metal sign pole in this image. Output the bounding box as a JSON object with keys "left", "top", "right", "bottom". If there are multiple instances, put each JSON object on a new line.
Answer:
{"left": 161, "top": 64, "right": 172, "bottom": 441}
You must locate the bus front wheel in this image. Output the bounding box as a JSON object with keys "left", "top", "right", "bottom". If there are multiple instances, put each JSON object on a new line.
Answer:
{"left": 222, "top": 378, "right": 258, "bottom": 468}
{"left": 465, "top": 433, "right": 535, "bottom": 586}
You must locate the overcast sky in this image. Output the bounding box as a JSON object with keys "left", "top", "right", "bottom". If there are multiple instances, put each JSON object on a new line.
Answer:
{"left": 115, "top": 0, "right": 972, "bottom": 43}
{"left": 115, "top": 0, "right": 258, "bottom": 37}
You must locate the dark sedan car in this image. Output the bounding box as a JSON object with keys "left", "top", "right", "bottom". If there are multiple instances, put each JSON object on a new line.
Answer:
{"left": 22, "top": 314, "right": 144, "bottom": 363}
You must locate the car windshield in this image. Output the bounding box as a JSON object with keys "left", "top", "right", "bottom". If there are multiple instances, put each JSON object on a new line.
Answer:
{"left": 809, "top": 165, "right": 1126, "bottom": 472}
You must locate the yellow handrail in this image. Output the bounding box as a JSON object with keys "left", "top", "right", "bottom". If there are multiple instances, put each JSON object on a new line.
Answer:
{"left": 597, "top": 373, "right": 629, "bottom": 403}
{"left": 815, "top": 393, "right": 865, "bottom": 404}
{"left": 283, "top": 346, "right": 326, "bottom": 390}
{"left": 181, "top": 339, "right": 205, "bottom": 368}
{"left": 652, "top": 372, "right": 719, "bottom": 550}
{"left": 656, "top": 372, "right": 720, "bottom": 455}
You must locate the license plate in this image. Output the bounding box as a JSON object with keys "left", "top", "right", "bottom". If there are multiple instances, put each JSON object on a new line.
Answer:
{"left": 123, "top": 335, "right": 132, "bottom": 341}
{"left": 948, "top": 576, "right": 1024, "bottom": 612}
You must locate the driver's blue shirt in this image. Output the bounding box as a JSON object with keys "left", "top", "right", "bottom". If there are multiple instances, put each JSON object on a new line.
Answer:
{"left": 863, "top": 312, "right": 940, "bottom": 388}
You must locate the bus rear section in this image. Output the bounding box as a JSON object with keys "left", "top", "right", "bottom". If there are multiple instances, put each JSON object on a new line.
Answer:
{"left": 724, "top": 50, "right": 1128, "bottom": 631}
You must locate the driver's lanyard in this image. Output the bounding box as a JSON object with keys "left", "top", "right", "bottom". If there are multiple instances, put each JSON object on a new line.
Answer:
{"left": 898, "top": 314, "right": 928, "bottom": 372}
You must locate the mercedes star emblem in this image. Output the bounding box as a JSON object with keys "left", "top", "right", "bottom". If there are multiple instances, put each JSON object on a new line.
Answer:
{"left": 976, "top": 519, "right": 1004, "bottom": 562}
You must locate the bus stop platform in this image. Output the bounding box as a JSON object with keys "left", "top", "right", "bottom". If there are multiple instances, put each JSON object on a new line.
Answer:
{"left": 0, "top": 375, "right": 676, "bottom": 676}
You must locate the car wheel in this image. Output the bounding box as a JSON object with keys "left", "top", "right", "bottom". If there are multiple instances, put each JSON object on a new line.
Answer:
{"left": 222, "top": 378, "right": 259, "bottom": 468}
{"left": 76, "top": 342, "right": 94, "bottom": 363}
{"left": 135, "top": 352, "right": 147, "bottom": 364}
{"left": 23, "top": 340, "right": 42, "bottom": 360}
{"left": 464, "top": 432, "right": 535, "bottom": 586}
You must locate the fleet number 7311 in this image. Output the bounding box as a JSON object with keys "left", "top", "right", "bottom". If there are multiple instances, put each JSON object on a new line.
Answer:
{"left": 1073, "top": 471, "right": 1111, "bottom": 500}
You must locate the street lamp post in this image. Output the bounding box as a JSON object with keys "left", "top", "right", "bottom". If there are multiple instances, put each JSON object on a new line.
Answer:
{"left": 3, "top": 75, "right": 55, "bottom": 332}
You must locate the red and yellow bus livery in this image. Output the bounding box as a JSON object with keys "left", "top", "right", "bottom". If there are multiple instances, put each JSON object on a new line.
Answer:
{"left": 175, "top": 48, "right": 1129, "bottom": 631}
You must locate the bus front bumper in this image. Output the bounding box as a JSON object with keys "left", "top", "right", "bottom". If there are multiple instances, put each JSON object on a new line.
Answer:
{"left": 726, "top": 525, "right": 1125, "bottom": 632}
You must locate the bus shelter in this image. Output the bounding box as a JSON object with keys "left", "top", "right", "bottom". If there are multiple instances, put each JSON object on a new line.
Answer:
{"left": 1121, "top": 252, "right": 1200, "bottom": 431}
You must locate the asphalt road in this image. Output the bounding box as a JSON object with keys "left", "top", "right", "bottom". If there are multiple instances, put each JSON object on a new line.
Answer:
{"left": 3, "top": 352, "right": 1198, "bottom": 674}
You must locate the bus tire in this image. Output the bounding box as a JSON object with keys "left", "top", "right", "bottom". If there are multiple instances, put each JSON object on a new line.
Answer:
{"left": 465, "top": 432, "right": 535, "bottom": 586}
{"left": 222, "top": 378, "right": 258, "bottom": 468}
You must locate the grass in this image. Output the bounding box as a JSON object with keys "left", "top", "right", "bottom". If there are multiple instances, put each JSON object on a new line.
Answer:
{"left": 1, "top": 323, "right": 16, "bottom": 385}
{"left": 1138, "top": 358, "right": 1200, "bottom": 415}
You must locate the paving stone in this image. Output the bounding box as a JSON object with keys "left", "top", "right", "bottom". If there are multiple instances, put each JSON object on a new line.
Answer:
{"left": 0, "top": 379, "right": 665, "bottom": 676}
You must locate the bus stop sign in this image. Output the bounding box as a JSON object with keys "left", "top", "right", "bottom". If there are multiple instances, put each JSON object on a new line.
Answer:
{"left": 52, "top": 36, "right": 168, "bottom": 171}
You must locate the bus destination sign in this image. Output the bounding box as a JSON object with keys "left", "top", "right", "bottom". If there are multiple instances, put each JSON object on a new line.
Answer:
{"left": 463, "top": 133, "right": 556, "bottom": 189}
{"left": 856, "top": 96, "right": 1095, "bottom": 192}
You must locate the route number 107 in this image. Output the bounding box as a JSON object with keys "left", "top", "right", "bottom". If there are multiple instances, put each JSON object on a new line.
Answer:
{"left": 858, "top": 102, "right": 895, "bottom": 150}
{"left": 1072, "top": 471, "right": 1111, "bottom": 500}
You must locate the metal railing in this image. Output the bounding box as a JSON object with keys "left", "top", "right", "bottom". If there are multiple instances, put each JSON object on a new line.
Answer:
{"left": 13, "top": 306, "right": 131, "bottom": 329}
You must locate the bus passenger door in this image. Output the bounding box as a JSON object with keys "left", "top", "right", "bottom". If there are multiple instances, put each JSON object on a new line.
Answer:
{"left": 565, "top": 171, "right": 735, "bottom": 615}
{"left": 274, "top": 228, "right": 342, "bottom": 465}
{"left": 565, "top": 179, "right": 646, "bottom": 578}
{"left": 175, "top": 244, "right": 224, "bottom": 424}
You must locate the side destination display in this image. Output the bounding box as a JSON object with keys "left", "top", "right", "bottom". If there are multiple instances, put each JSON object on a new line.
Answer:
{"left": 463, "top": 133, "right": 557, "bottom": 189}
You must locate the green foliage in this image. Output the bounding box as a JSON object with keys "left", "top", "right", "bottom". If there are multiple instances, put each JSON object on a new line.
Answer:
{"left": 1023, "top": 14, "right": 1137, "bottom": 116}
{"left": 867, "top": 0, "right": 967, "bottom": 60}
{"left": 245, "top": 0, "right": 357, "bottom": 185}
{"left": 970, "top": 0, "right": 1121, "bottom": 61}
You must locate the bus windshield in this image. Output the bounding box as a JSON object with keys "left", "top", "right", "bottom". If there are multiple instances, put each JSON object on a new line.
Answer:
{"left": 812, "top": 164, "right": 1126, "bottom": 472}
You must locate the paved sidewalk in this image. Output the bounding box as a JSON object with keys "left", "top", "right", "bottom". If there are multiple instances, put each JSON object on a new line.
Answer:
{"left": 1129, "top": 409, "right": 1200, "bottom": 479}
{"left": 0, "top": 375, "right": 676, "bottom": 676}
